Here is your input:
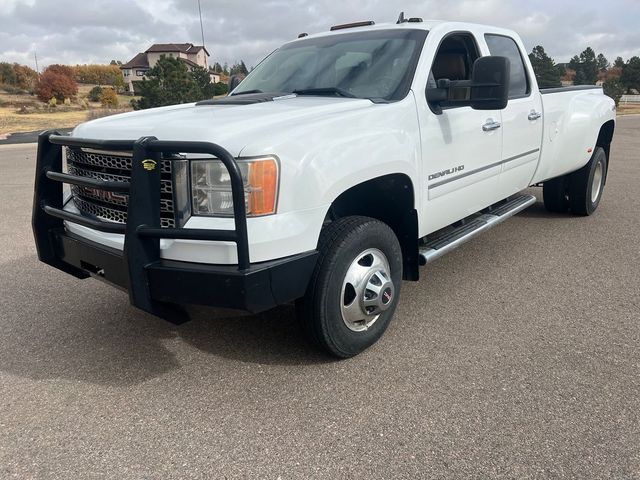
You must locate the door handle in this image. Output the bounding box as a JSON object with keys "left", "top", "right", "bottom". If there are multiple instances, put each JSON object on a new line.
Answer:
{"left": 528, "top": 111, "right": 542, "bottom": 121}
{"left": 482, "top": 121, "right": 501, "bottom": 132}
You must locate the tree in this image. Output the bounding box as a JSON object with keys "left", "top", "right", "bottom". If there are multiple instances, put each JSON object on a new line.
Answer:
{"left": 46, "top": 64, "right": 75, "bottom": 79}
{"left": 614, "top": 57, "right": 625, "bottom": 68}
{"left": 35, "top": 65, "right": 78, "bottom": 102}
{"left": 569, "top": 48, "right": 598, "bottom": 85}
{"left": 191, "top": 65, "right": 216, "bottom": 98}
{"left": 528, "top": 46, "right": 561, "bottom": 88}
{"left": 132, "top": 55, "right": 216, "bottom": 110}
{"left": 620, "top": 56, "right": 640, "bottom": 92}
{"left": 73, "top": 64, "right": 124, "bottom": 88}
{"left": 212, "top": 62, "right": 223, "bottom": 74}
{"left": 596, "top": 53, "right": 609, "bottom": 72}
{"left": 0, "top": 62, "right": 16, "bottom": 85}
{"left": 0, "top": 62, "right": 38, "bottom": 91}
{"left": 213, "top": 82, "right": 228, "bottom": 96}
{"left": 229, "top": 61, "right": 249, "bottom": 76}
{"left": 99, "top": 87, "right": 118, "bottom": 107}
{"left": 12, "top": 64, "right": 38, "bottom": 91}
{"left": 603, "top": 77, "right": 625, "bottom": 106}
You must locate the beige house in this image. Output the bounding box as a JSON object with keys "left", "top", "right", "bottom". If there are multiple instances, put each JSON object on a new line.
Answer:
{"left": 121, "top": 43, "right": 215, "bottom": 92}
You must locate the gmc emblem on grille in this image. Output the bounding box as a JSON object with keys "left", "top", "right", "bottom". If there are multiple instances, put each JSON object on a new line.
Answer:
{"left": 84, "top": 187, "right": 128, "bottom": 203}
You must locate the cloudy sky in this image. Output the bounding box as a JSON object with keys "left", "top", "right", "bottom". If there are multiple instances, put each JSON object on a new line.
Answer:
{"left": 1, "top": 0, "right": 639, "bottom": 70}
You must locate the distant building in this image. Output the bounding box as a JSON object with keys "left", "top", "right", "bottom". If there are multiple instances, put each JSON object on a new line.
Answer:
{"left": 120, "top": 43, "right": 216, "bottom": 92}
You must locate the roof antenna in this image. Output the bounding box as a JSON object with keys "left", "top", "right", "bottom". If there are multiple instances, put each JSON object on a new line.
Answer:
{"left": 396, "top": 12, "right": 407, "bottom": 24}
{"left": 197, "top": 0, "right": 206, "bottom": 48}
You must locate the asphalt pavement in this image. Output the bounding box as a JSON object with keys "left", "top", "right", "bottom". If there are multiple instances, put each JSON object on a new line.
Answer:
{"left": 1, "top": 116, "right": 639, "bottom": 479}
{"left": 0, "top": 128, "right": 72, "bottom": 145}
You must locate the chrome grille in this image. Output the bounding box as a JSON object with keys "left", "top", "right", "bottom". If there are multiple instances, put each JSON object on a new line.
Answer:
{"left": 65, "top": 147, "right": 176, "bottom": 228}
{"left": 67, "top": 165, "right": 173, "bottom": 194}
{"left": 73, "top": 198, "right": 175, "bottom": 228}
{"left": 66, "top": 149, "right": 173, "bottom": 174}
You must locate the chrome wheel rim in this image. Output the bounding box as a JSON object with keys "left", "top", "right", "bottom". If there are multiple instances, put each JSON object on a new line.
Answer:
{"left": 340, "top": 248, "right": 394, "bottom": 332}
{"left": 591, "top": 160, "right": 604, "bottom": 204}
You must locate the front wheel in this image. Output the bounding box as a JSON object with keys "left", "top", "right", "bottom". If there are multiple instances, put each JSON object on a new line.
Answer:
{"left": 296, "top": 216, "right": 403, "bottom": 358}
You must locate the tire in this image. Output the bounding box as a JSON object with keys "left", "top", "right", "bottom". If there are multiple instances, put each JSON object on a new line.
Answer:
{"left": 568, "top": 147, "right": 607, "bottom": 216}
{"left": 296, "top": 216, "right": 403, "bottom": 358}
{"left": 543, "top": 176, "right": 570, "bottom": 213}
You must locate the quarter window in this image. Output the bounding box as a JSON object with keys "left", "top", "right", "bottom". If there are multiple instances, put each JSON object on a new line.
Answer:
{"left": 485, "top": 34, "right": 529, "bottom": 98}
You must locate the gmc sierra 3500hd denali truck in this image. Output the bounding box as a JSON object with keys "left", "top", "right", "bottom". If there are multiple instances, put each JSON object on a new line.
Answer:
{"left": 32, "top": 16, "right": 616, "bottom": 357}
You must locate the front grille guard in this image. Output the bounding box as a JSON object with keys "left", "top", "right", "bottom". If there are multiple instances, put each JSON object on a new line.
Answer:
{"left": 32, "top": 130, "right": 250, "bottom": 321}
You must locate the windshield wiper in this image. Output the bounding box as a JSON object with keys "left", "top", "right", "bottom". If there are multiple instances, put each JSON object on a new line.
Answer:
{"left": 293, "top": 87, "right": 356, "bottom": 98}
{"left": 232, "top": 89, "right": 263, "bottom": 95}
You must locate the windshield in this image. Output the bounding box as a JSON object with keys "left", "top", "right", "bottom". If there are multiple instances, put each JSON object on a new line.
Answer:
{"left": 232, "top": 29, "right": 428, "bottom": 102}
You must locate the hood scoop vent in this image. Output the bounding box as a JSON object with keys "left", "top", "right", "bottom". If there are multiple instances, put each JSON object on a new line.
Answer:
{"left": 196, "top": 92, "right": 287, "bottom": 106}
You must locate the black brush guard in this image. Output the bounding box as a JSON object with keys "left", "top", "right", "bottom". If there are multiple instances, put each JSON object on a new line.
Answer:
{"left": 32, "top": 130, "right": 318, "bottom": 323}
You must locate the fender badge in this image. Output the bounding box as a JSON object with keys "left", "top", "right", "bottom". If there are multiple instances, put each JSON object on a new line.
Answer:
{"left": 142, "top": 159, "right": 157, "bottom": 171}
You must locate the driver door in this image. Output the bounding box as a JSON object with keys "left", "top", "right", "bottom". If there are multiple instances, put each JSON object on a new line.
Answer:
{"left": 417, "top": 32, "right": 503, "bottom": 234}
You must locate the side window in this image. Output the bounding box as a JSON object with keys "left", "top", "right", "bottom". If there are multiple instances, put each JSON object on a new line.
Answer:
{"left": 428, "top": 33, "right": 480, "bottom": 108}
{"left": 485, "top": 34, "right": 529, "bottom": 98}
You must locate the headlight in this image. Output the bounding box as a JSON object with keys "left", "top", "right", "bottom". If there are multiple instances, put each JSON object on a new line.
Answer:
{"left": 190, "top": 156, "right": 279, "bottom": 217}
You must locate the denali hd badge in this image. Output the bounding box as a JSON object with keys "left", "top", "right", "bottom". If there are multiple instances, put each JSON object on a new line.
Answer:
{"left": 428, "top": 165, "right": 464, "bottom": 181}
{"left": 142, "top": 159, "right": 157, "bottom": 171}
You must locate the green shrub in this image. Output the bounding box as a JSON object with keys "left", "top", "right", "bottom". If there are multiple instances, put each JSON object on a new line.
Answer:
{"left": 88, "top": 85, "right": 103, "bottom": 102}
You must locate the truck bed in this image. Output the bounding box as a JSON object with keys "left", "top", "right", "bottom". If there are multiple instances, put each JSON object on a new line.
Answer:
{"left": 532, "top": 85, "right": 614, "bottom": 184}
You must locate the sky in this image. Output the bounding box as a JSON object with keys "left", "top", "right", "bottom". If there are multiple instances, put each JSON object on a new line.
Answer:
{"left": 1, "top": 0, "right": 639, "bottom": 70}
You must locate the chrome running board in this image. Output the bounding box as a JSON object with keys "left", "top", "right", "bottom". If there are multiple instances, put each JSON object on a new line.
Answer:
{"left": 419, "top": 194, "right": 536, "bottom": 265}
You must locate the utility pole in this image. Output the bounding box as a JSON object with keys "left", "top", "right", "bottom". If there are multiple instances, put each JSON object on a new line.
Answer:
{"left": 197, "top": 0, "right": 206, "bottom": 48}
{"left": 34, "top": 50, "right": 39, "bottom": 74}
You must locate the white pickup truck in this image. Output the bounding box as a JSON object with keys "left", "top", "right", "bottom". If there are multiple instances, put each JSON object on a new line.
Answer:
{"left": 33, "top": 16, "right": 616, "bottom": 357}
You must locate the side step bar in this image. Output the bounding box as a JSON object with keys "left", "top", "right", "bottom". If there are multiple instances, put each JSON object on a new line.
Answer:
{"left": 419, "top": 194, "right": 536, "bottom": 265}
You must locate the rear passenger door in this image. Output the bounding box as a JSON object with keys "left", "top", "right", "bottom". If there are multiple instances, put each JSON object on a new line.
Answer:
{"left": 484, "top": 34, "right": 544, "bottom": 197}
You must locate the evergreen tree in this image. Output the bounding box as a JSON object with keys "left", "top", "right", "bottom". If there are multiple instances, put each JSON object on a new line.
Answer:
{"left": 614, "top": 57, "right": 625, "bottom": 68}
{"left": 620, "top": 56, "right": 640, "bottom": 92}
{"left": 528, "top": 46, "right": 561, "bottom": 88}
{"left": 191, "top": 65, "right": 216, "bottom": 98}
{"left": 603, "top": 77, "right": 625, "bottom": 105}
{"left": 568, "top": 48, "right": 598, "bottom": 85}
{"left": 596, "top": 53, "right": 609, "bottom": 72}
{"left": 132, "top": 56, "right": 217, "bottom": 110}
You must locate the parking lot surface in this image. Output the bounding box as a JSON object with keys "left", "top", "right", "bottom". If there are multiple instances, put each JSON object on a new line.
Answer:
{"left": 1, "top": 116, "right": 639, "bottom": 479}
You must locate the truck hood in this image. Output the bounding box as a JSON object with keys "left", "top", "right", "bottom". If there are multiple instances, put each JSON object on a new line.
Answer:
{"left": 72, "top": 96, "right": 374, "bottom": 156}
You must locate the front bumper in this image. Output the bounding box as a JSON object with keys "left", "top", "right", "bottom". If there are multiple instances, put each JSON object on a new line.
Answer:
{"left": 32, "top": 131, "right": 318, "bottom": 323}
{"left": 51, "top": 229, "right": 317, "bottom": 317}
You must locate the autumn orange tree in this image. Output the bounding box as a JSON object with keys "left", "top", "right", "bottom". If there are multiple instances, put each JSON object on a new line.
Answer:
{"left": 35, "top": 64, "right": 78, "bottom": 102}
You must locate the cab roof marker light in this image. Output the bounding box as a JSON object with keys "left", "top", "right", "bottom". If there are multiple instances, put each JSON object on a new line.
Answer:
{"left": 397, "top": 12, "right": 423, "bottom": 24}
{"left": 330, "top": 21, "right": 375, "bottom": 31}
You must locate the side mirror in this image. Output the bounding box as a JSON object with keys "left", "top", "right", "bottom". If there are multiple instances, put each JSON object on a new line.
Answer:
{"left": 469, "top": 56, "right": 510, "bottom": 110}
{"left": 228, "top": 75, "right": 242, "bottom": 92}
